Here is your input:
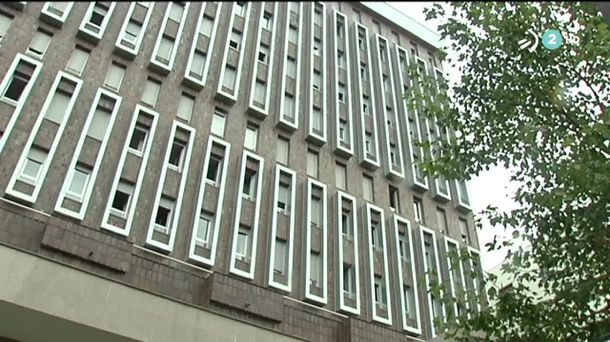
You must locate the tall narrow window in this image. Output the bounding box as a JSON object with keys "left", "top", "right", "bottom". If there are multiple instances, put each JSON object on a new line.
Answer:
{"left": 307, "top": 150, "right": 318, "bottom": 178}
{"left": 389, "top": 185, "right": 400, "bottom": 213}
{"left": 413, "top": 197, "right": 424, "bottom": 223}
{"left": 66, "top": 164, "right": 92, "bottom": 202}
{"left": 277, "top": 182, "right": 290, "bottom": 213}
{"left": 335, "top": 163, "right": 346, "bottom": 190}
{"left": 274, "top": 239, "right": 287, "bottom": 274}
{"left": 244, "top": 124, "right": 258, "bottom": 151}
{"left": 103, "top": 62, "right": 126, "bottom": 92}
{"left": 128, "top": 123, "right": 148, "bottom": 155}
{"left": 229, "top": 29, "right": 241, "bottom": 50}
{"left": 168, "top": 139, "right": 186, "bottom": 171}
{"left": 210, "top": 110, "right": 226, "bottom": 137}
{"left": 437, "top": 208, "right": 448, "bottom": 233}
{"left": 374, "top": 275, "right": 387, "bottom": 307}
{"left": 242, "top": 168, "right": 257, "bottom": 200}
{"left": 236, "top": 226, "right": 250, "bottom": 259}
{"left": 111, "top": 180, "right": 133, "bottom": 217}
{"left": 177, "top": 93, "right": 195, "bottom": 122}
{"left": 276, "top": 136, "right": 289, "bottom": 165}
{"left": 0, "top": 13, "right": 12, "bottom": 42}
{"left": 459, "top": 218, "right": 470, "bottom": 244}
{"left": 141, "top": 78, "right": 161, "bottom": 107}
{"left": 206, "top": 153, "right": 223, "bottom": 186}
{"left": 154, "top": 196, "right": 174, "bottom": 234}
{"left": 2, "top": 60, "right": 36, "bottom": 103}
{"left": 196, "top": 213, "right": 212, "bottom": 247}
{"left": 66, "top": 46, "right": 89, "bottom": 76}
{"left": 343, "top": 264, "right": 355, "bottom": 297}
{"left": 363, "top": 174, "right": 374, "bottom": 202}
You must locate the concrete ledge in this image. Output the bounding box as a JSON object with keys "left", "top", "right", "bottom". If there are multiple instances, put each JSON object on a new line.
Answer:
{"left": 0, "top": 245, "right": 304, "bottom": 342}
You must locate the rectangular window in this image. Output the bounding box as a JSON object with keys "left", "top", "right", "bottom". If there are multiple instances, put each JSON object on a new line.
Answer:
{"left": 459, "top": 218, "right": 470, "bottom": 244}
{"left": 236, "top": 226, "right": 250, "bottom": 259}
{"left": 235, "top": 2, "right": 246, "bottom": 17}
{"left": 363, "top": 96, "right": 371, "bottom": 116}
{"left": 244, "top": 123, "right": 258, "bottom": 151}
{"left": 360, "top": 64, "right": 367, "bottom": 81}
{"left": 81, "top": 2, "right": 112, "bottom": 36}
{"left": 437, "top": 208, "right": 448, "bottom": 233}
{"left": 288, "top": 24, "right": 298, "bottom": 44}
{"left": 141, "top": 78, "right": 161, "bottom": 107}
{"left": 371, "top": 220, "right": 383, "bottom": 250}
{"left": 262, "top": 11, "right": 272, "bottom": 30}
{"left": 18, "top": 146, "right": 47, "bottom": 185}
{"left": 253, "top": 80, "right": 265, "bottom": 104}
{"left": 365, "top": 133, "right": 374, "bottom": 156}
{"left": 196, "top": 213, "right": 212, "bottom": 247}
{"left": 210, "top": 110, "right": 226, "bottom": 137}
{"left": 66, "top": 46, "right": 89, "bottom": 76}
{"left": 27, "top": 30, "right": 52, "bottom": 58}
{"left": 0, "top": 13, "right": 12, "bottom": 42}
{"left": 128, "top": 123, "right": 148, "bottom": 155}
{"left": 66, "top": 164, "right": 92, "bottom": 202}
{"left": 242, "top": 168, "right": 258, "bottom": 200}
{"left": 103, "top": 62, "right": 126, "bottom": 92}
{"left": 274, "top": 239, "right": 287, "bottom": 274}
{"left": 44, "top": 89, "right": 71, "bottom": 124}
{"left": 123, "top": 20, "right": 142, "bottom": 46}
{"left": 307, "top": 150, "right": 318, "bottom": 178}
{"left": 389, "top": 185, "right": 400, "bottom": 213}
{"left": 154, "top": 196, "right": 174, "bottom": 234}
{"left": 276, "top": 136, "right": 289, "bottom": 165}
{"left": 286, "top": 57, "right": 297, "bottom": 79}
{"left": 156, "top": 35, "right": 173, "bottom": 63}
{"left": 374, "top": 275, "right": 387, "bottom": 307}
{"left": 341, "top": 211, "right": 352, "bottom": 238}
{"left": 222, "top": 65, "right": 237, "bottom": 90}
{"left": 363, "top": 174, "right": 374, "bottom": 202}
{"left": 110, "top": 180, "right": 133, "bottom": 218}
{"left": 339, "top": 119, "right": 348, "bottom": 144}
{"left": 177, "top": 93, "right": 195, "bottom": 122}
{"left": 258, "top": 43, "right": 270, "bottom": 64}
{"left": 283, "top": 93, "right": 295, "bottom": 119}
{"left": 399, "top": 232, "right": 410, "bottom": 262}
{"left": 229, "top": 29, "right": 241, "bottom": 50}
{"left": 312, "top": 70, "right": 321, "bottom": 90}
{"left": 206, "top": 153, "right": 222, "bottom": 186}
{"left": 343, "top": 264, "right": 355, "bottom": 297}
{"left": 2, "top": 59, "right": 36, "bottom": 104}
{"left": 335, "top": 163, "right": 346, "bottom": 190}
{"left": 337, "top": 50, "right": 344, "bottom": 68}
{"left": 277, "top": 181, "right": 290, "bottom": 213}
{"left": 313, "top": 37, "right": 321, "bottom": 56}
{"left": 413, "top": 197, "right": 424, "bottom": 223}
{"left": 404, "top": 285, "right": 416, "bottom": 318}
{"left": 310, "top": 252, "right": 321, "bottom": 287}
{"left": 338, "top": 82, "right": 346, "bottom": 103}
{"left": 86, "top": 107, "right": 111, "bottom": 141}
{"left": 168, "top": 2, "right": 184, "bottom": 22}
{"left": 168, "top": 138, "right": 186, "bottom": 171}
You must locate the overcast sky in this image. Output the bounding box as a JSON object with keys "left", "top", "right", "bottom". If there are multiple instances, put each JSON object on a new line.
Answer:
{"left": 389, "top": 2, "right": 518, "bottom": 271}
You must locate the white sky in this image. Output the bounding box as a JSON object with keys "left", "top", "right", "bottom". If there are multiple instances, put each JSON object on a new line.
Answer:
{"left": 390, "top": 2, "right": 518, "bottom": 271}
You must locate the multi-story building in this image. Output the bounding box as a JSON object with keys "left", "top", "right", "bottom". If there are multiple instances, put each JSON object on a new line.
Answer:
{"left": 0, "top": 2, "right": 485, "bottom": 341}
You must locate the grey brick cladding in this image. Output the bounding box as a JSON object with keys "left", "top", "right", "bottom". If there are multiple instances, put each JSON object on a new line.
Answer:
{"left": 0, "top": 2, "right": 484, "bottom": 341}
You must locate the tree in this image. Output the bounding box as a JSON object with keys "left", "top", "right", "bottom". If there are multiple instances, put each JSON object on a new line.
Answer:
{"left": 407, "top": 2, "right": 610, "bottom": 340}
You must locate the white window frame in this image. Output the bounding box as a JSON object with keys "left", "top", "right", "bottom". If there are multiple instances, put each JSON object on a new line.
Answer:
{"left": 78, "top": 2, "right": 117, "bottom": 41}
{"left": 115, "top": 2, "right": 155, "bottom": 56}
{"left": 41, "top": 2, "right": 75, "bottom": 24}
{"left": 188, "top": 136, "right": 231, "bottom": 266}
{"left": 366, "top": 203, "right": 392, "bottom": 325}
{"left": 5, "top": 72, "right": 82, "bottom": 203}
{"left": 268, "top": 165, "right": 297, "bottom": 292}
{"left": 149, "top": 2, "right": 189, "bottom": 72}
{"left": 54, "top": 89, "right": 121, "bottom": 221}
{"left": 229, "top": 151, "right": 264, "bottom": 279}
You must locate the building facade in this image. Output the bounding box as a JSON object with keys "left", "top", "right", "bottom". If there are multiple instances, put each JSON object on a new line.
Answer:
{"left": 0, "top": 2, "right": 485, "bottom": 341}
